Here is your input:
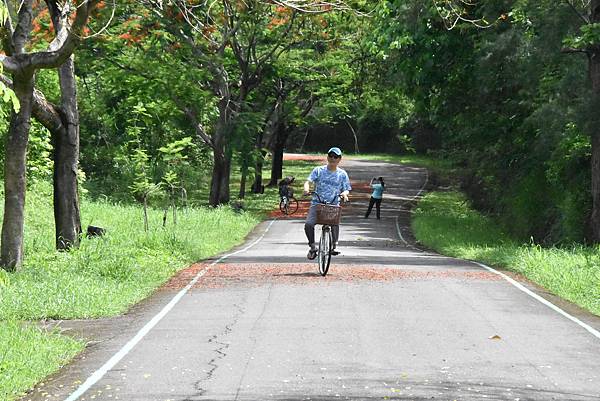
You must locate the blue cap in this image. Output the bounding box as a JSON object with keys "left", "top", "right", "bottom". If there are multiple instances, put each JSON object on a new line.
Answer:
{"left": 327, "top": 147, "right": 342, "bottom": 156}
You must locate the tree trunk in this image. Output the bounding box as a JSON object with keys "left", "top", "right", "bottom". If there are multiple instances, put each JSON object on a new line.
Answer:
{"left": 589, "top": 1, "right": 600, "bottom": 242}
{"left": 143, "top": 196, "right": 149, "bottom": 232}
{"left": 251, "top": 130, "right": 266, "bottom": 194}
{"left": 588, "top": 51, "right": 600, "bottom": 241}
{"left": 253, "top": 150, "right": 268, "bottom": 193}
{"left": 268, "top": 121, "right": 287, "bottom": 187}
{"left": 172, "top": 195, "right": 177, "bottom": 225}
{"left": 209, "top": 149, "right": 232, "bottom": 206}
{"left": 53, "top": 56, "right": 82, "bottom": 250}
{"left": 1, "top": 73, "right": 34, "bottom": 271}
{"left": 299, "top": 128, "right": 310, "bottom": 152}
{"left": 269, "top": 146, "right": 284, "bottom": 187}
{"left": 209, "top": 100, "right": 232, "bottom": 206}
{"left": 239, "top": 165, "right": 247, "bottom": 199}
{"left": 346, "top": 119, "right": 360, "bottom": 154}
{"left": 591, "top": 130, "right": 600, "bottom": 241}
{"left": 251, "top": 156, "right": 264, "bottom": 194}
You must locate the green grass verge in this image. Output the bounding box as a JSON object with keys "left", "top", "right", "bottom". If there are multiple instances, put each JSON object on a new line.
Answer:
{"left": 0, "top": 158, "right": 317, "bottom": 400}
{"left": 412, "top": 191, "right": 600, "bottom": 316}
{"left": 0, "top": 321, "right": 82, "bottom": 401}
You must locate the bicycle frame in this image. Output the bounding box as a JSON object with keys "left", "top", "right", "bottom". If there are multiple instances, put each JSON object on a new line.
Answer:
{"left": 308, "top": 192, "right": 343, "bottom": 276}
{"left": 317, "top": 224, "right": 333, "bottom": 276}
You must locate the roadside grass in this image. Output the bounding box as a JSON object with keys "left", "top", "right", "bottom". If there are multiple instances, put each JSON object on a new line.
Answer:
{"left": 0, "top": 158, "right": 317, "bottom": 400}
{"left": 412, "top": 191, "right": 600, "bottom": 316}
{"left": 0, "top": 322, "right": 82, "bottom": 401}
{"left": 2, "top": 185, "right": 259, "bottom": 320}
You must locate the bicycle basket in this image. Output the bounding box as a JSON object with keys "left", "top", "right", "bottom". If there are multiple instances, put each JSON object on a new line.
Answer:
{"left": 316, "top": 204, "right": 341, "bottom": 225}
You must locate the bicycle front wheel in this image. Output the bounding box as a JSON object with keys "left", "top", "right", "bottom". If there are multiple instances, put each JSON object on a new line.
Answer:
{"left": 318, "top": 226, "right": 332, "bottom": 276}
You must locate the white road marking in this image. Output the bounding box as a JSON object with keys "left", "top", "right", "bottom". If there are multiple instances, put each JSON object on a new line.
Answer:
{"left": 472, "top": 261, "right": 600, "bottom": 340}
{"left": 395, "top": 169, "right": 429, "bottom": 247}
{"left": 392, "top": 167, "right": 600, "bottom": 340}
{"left": 63, "top": 219, "right": 277, "bottom": 401}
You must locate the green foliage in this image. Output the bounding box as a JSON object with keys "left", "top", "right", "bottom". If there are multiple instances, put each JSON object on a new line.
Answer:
{"left": 159, "top": 137, "right": 193, "bottom": 163}
{"left": 564, "top": 22, "right": 600, "bottom": 49}
{"left": 375, "top": 0, "right": 594, "bottom": 243}
{"left": 127, "top": 148, "right": 161, "bottom": 204}
{"left": 159, "top": 137, "right": 194, "bottom": 200}
{"left": 26, "top": 121, "right": 53, "bottom": 180}
{"left": 0, "top": 82, "right": 19, "bottom": 114}
{"left": 0, "top": 1, "right": 19, "bottom": 114}
{"left": 0, "top": 269, "right": 9, "bottom": 288}
{"left": 0, "top": 118, "right": 53, "bottom": 181}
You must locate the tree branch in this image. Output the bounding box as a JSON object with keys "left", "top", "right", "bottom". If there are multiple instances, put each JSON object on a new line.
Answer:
{"left": 271, "top": 0, "right": 360, "bottom": 15}
{"left": 12, "top": 0, "right": 34, "bottom": 54}
{"left": 561, "top": 46, "right": 590, "bottom": 54}
{"left": 178, "top": 101, "right": 216, "bottom": 150}
{"left": 0, "top": 73, "right": 63, "bottom": 132}
{"left": 1, "top": 0, "right": 16, "bottom": 55}
{"left": 28, "top": 0, "right": 102, "bottom": 70}
{"left": 564, "top": 0, "right": 590, "bottom": 24}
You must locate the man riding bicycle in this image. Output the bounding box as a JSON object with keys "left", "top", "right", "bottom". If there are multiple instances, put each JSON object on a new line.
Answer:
{"left": 303, "top": 147, "right": 351, "bottom": 260}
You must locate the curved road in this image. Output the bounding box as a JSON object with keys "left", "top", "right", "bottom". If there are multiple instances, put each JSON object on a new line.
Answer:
{"left": 24, "top": 158, "right": 600, "bottom": 401}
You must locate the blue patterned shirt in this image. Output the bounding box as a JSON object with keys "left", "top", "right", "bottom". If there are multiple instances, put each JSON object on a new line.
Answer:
{"left": 308, "top": 165, "right": 352, "bottom": 206}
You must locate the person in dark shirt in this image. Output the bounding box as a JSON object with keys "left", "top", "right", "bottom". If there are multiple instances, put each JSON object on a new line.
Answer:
{"left": 278, "top": 176, "right": 295, "bottom": 200}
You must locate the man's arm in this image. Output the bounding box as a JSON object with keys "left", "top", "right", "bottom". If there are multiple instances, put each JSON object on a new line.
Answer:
{"left": 341, "top": 171, "right": 351, "bottom": 202}
{"left": 340, "top": 190, "right": 349, "bottom": 203}
{"left": 303, "top": 180, "right": 312, "bottom": 195}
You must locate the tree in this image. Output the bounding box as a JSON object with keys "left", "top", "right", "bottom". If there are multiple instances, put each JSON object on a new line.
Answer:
{"left": 144, "top": 1, "right": 364, "bottom": 206}
{"left": 0, "top": 0, "right": 101, "bottom": 270}
{"left": 373, "top": 1, "right": 599, "bottom": 242}
{"left": 564, "top": 0, "right": 600, "bottom": 242}
{"left": 431, "top": 0, "right": 600, "bottom": 242}
{"left": 162, "top": 1, "right": 309, "bottom": 206}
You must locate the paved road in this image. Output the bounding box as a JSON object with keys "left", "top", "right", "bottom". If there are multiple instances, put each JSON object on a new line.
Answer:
{"left": 24, "top": 158, "right": 600, "bottom": 401}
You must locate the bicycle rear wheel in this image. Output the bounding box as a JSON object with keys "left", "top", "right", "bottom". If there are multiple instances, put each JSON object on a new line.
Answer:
{"left": 318, "top": 226, "right": 332, "bottom": 276}
{"left": 279, "top": 197, "right": 289, "bottom": 214}
{"left": 286, "top": 197, "right": 299, "bottom": 214}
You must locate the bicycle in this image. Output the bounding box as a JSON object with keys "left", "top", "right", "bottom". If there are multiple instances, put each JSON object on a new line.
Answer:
{"left": 307, "top": 193, "right": 344, "bottom": 276}
{"left": 279, "top": 195, "right": 299, "bottom": 215}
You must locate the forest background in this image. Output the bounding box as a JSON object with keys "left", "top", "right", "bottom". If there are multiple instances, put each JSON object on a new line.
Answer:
{"left": 2, "top": 0, "right": 599, "bottom": 259}
{"left": 1, "top": 1, "right": 600, "bottom": 399}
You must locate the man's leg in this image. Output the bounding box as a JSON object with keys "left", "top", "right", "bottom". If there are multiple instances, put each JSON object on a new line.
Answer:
{"left": 375, "top": 198, "right": 382, "bottom": 219}
{"left": 330, "top": 224, "right": 340, "bottom": 255}
{"left": 304, "top": 205, "right": 318, "bottom": 259}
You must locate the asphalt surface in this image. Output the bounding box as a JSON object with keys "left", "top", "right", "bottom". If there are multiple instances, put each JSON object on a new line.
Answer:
{"left": 23, "top": 157, "right": 600, "bottom": 401}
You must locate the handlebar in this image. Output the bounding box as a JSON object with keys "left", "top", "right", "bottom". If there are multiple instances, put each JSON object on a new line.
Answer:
{"left": 303, "top": 192, "right": 348, "bottom": 204}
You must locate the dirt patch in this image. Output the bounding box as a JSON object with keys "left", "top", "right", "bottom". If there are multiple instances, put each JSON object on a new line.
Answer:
{"left": 162, "top": 263, "right": 503, "bottom": 289}
{"left": 268, "top": 198, "right": 311, "bottom": 219}
{"left": 350, "top": 181, "right": 371, "bottom": 193}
